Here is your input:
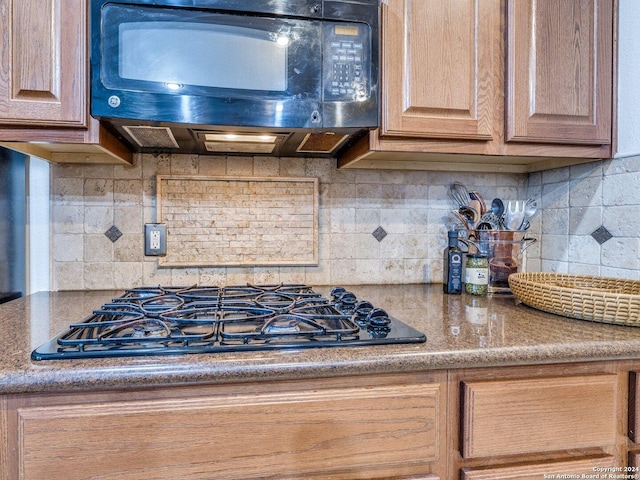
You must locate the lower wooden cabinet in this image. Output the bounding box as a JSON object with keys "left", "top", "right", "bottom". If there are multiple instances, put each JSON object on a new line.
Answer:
{"left": 2, "top": 362, "right": 639, "bottom": 479}
{"left": 0, "top": 373, "right": 447, "bottom": 480}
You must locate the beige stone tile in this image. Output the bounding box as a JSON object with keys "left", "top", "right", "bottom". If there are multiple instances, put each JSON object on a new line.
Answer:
{"left": 114, "top": 179, "right": 143, "bottom": 205}
{"left": 279, "top": 157, "right": 306, "bottom": 177}
{"left": 278, "top": 267, "right": 307, "bottom": 285}
{"left": 305, "top": 158, "right": 332, "bottom": 183}
{"left": 253, "top": 157, "right": 280, "bottom": 176}
{"left": 53, "top": 234, "right": 83, "bottom": 262}
{"left": 170, "top": 154, "right": 199, "bottom": 175}
{"left": 84, "top": 206, "right": 114, "bottom": 234}
{"left": 328, "top": 258, "right": 357, "bottom": 284}
{"left": 53, "top": 262, "right": 85, "bottom": 290}
{"left": 113, "top": 262, "right": 144, "bottom": 289}
{"left": 114, "top": 206, "right": 143, "bottom": 234}
{"left": 53, "top": 177, "right": 84, "bottom": 205}
{"left": 602, "top": 237, "right": 639, "bottom": 270}
{"left": 84, "top": 164, "right": 115, "bottom": 179}
{"left": 53, "top": 205, "right": 84, "bottom": 234}
{"left": 84, "top": 263, "right": 115, "bottom": 290}
{"left": 198, "top": 268, "right": 227, "bottom": 286}
{"left": 114, "top": 158, "right": 142, "bottom": 179}
{"left": 403, "top": 234, "right": 429, "bottom": 259}
{"left": 329, "top": 233, "right": 357, "bottom": 260}
{"left": 252, "top": 267, "right": 281, "bottom": 285}
{"left": 352, "top": 259, "right": 381, "bottom": 284}
{"left": 114, "top": 235, "right": 144, "bottom": 262}
{"left": 198, "top": 156, "right": 227, "bottom": 176}
{"left": 226, "top": 268, "right": 255, "bottom": 286}
{"left": 226, "top": 156, "right": 253, "bottom": 176}
{"left": 84, "top": 178, "right": 114, "bottom": 205}
{"left": 84, "top": 235, "right": 113, "bottom": 263}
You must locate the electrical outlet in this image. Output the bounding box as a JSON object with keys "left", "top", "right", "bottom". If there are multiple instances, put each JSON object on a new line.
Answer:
{"left": 144, "top": 224, "right": 166, "bottom": 256}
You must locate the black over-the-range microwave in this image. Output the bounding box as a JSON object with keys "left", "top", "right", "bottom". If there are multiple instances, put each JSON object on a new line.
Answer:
{"left": 90, "top": 0, "right": 380, "bottom": 157}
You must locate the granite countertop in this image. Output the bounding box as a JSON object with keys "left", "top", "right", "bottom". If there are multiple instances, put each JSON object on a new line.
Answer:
{"left": 3, "top": 284, "right": 640, "bottom": 395}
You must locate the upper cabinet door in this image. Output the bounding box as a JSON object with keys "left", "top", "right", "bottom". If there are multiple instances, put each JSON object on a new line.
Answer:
{"left": 381, "top": 0, "right": 498, "bottom": 140}
{"left": 0, "top": 0, "right": 86, "bottom": 127}
{"left": 506, "top": 0, "right": 613, "bottom": 145}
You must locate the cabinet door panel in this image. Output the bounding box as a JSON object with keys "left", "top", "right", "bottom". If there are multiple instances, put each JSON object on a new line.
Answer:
{"left": 506, "top": 0, "right": 613, "bottom": 144}
{"left": 17, "top": 383, "right": 441, "bottom": 480}
{"left": 382, "top": 0, "right": 496, "bottom": 140}
{"left": 461, "top": 456, "right": 615, "bottom": 480}
{"left": 0, "top": 0, "right": 86, "bottom": 126}
{"left": 461, "top": 374, "right": 617, "bottom": 458}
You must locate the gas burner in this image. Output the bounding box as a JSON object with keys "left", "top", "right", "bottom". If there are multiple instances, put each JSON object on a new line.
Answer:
{"left": 31, "top": 285, "right": 426, "bottom": 360}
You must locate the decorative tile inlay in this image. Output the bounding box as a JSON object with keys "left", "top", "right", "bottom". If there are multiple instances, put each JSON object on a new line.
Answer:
{"left": 591, "top": 226, "right": 613, "bottom": 245}
{"left": 104, "top": 225, "right": 122, "bottom": 243}
{"left": 157, "top": 176, "right": 319, "bottom": 267}
{"left": 372, "top": 226, "right": 388, "bottom": 242}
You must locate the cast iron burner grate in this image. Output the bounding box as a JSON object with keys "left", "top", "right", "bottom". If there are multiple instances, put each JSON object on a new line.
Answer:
{"left": 31, "top": 284, "right": 426, "bottom": 360}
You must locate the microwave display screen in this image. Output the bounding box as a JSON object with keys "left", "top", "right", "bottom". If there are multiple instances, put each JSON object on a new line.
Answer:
{"left": 118, "top": 22, "right": 288, "bottom": 92}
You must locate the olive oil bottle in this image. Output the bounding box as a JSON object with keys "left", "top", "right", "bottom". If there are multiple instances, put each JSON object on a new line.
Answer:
{"left": 443, "top": 231, "right": 463, "bottom": 294}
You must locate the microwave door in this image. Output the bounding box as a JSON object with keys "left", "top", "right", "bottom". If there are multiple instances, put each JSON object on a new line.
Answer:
{"left": 92, "top": 4, "right": 323, "bottom": 128}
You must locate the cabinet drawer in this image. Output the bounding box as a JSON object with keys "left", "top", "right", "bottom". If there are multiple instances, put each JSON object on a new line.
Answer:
{"left": 16, "top": 382, "right": 441, "bottom": 480}
{"left": 461, "top": 456, "right": 616, "bottom": 480}
{"left": 461, "top": 375, "right": 617, "bottom": 458}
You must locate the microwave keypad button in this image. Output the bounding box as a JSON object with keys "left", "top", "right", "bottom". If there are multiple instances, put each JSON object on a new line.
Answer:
{"left": 325, "top": 23, "right": 370, "bottom": 101}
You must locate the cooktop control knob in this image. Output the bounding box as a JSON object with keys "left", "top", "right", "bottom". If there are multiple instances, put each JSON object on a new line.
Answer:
{"left": 366, "top": 308, "right": 391, "bottom": 329}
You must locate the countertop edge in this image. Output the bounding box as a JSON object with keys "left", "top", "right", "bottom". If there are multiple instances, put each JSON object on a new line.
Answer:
{"left": 4, "top": 342, "right": 640, "bottom": 395}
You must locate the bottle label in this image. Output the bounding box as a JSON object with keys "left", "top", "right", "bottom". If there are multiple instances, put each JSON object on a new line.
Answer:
{"left": 465, "top": 267, "right": 488, "bottom": 285}
{"left": 446, "top": 252, "right": 463, "bottom": 292}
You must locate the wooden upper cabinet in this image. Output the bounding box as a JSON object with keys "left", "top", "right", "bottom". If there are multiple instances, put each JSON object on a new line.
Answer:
{"left": 338, "top": 0, "right": 615, "bottom": 172}
{"left": 0, "top": 0, "right": 86, "bottom": 127}
{"left": 382, "top": 0, "right": 498, "bottom": 140}
{"left": 506, "top": 0, "right": 613, "bottom": 145}
{"left": 0, "top": 0, "right": 132, "bottom": 164}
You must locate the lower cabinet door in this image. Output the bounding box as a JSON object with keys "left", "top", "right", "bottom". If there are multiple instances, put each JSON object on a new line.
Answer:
{"left": 14, "top": 381, "right": 442, "bottom": 480}
{"left": 461, "top": 456, "right": 616, "bottom": 480}
{"left": 461, "top": 374, "right": 617, "bottom": 458}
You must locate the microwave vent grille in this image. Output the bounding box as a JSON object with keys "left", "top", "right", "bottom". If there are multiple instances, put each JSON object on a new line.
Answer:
{"left": 123, "top": 126, "right": 180, "bottom": 149}
{"left": 296, "top": 133, "right": 348, "bottom": 154}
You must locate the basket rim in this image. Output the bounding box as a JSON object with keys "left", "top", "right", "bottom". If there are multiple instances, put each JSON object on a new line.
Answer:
{"left": 508, "top": 272, "right": 640, "bottom": 299}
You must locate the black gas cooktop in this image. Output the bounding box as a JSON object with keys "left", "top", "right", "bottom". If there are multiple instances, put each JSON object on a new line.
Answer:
{"left": 31, "top": 284, "right": 426, "bottom": 360}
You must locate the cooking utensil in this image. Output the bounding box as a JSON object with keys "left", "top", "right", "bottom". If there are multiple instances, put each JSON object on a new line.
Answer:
{"left": 504, "top": 200, "right": 525, "bottom": 230}
{"left": 451, "top": 210, "right": 472, "bottom": 229}
{"left": 469, "top": 199, "right": 483, "bottom": 219}
{"left": 448, "top": 182, "right": 471, "bottom": 207}
{"left": 520, "top": 198, "right": 537, "bottom": 230}
{"left": 490, "top": 198, "right": 504, "bottom": 218}
{"left": 490, "top": 198, "right": 505, "bottom": 228}
{"left": 469, "top": 191, "right": 487, "bottom": 215}
{"left": 459, "top": 205, "right": 479, "bottom": 228}
{"left": 478, "top": 211, "right": 501, "bottom": 230}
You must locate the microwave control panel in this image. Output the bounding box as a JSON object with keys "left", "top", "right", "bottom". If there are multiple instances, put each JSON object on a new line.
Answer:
{"left": 324, "top": 23, "right": 370, "bottom": 102}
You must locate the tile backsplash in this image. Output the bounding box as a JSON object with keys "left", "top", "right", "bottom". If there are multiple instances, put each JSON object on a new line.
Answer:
{"left": 51, "top": 154, "right": 527, "bottom": 290}
{"left": 525, "top": 155, "right": 640, "bottom": 279}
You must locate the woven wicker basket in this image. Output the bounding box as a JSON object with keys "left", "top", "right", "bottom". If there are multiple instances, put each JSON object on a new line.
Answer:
{"left": 508, "top": 272, "right": 640, "bottom": 326}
